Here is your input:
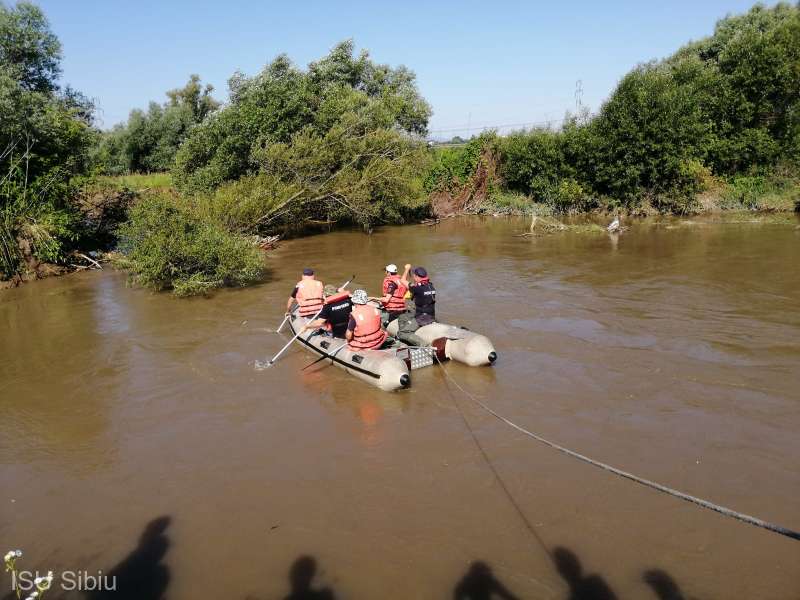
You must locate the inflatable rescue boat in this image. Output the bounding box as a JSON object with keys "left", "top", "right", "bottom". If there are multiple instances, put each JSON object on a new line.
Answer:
{"left": 287, "top": 307, "right": 433, "bottom": 391}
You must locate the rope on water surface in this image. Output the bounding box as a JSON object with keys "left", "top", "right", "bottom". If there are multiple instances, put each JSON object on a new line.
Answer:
{"left": 432, "top": 355, "right": 800, "bottom": 543}
{"left": 429, "top": 354, "right": 552, "bottom": 558}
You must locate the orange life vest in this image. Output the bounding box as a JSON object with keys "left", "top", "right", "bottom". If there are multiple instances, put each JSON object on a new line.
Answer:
{"left": 349, "top": 304, "right": 387, "bottom": 350}
{"left": 381, "top": 275, "right": 407, "bottom": 313}
{"left": 295, "top": 276, "right": 324, "bottom": 317}
{"left": 324, "top": 291, "right": 350, "bottom": 305}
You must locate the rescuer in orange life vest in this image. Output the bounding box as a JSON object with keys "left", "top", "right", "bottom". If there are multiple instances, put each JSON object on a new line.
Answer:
{"left": 346, "top": 289, "right": 390, "bottom": 350}
{"left": 376, "top": 263, "right": 408, "bottom": 325}
{"left": 286, "top": 268, "right": 324, "bottom": 318}
{"left": 301, "top": 284, "right": 353, "bottom": 338}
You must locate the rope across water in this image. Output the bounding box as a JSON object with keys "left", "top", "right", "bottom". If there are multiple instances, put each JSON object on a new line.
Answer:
{"left": 431, "top": 354, "right": 800, "bottom": 543}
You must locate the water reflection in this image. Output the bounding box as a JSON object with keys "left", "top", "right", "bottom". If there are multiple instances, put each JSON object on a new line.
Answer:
{"left": 299, "top": 364, "right": 411, "bottom": 447}
{"left": 0, "top": 273, "right": 122, "bottom": 472}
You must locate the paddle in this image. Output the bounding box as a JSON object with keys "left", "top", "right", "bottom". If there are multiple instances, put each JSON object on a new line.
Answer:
{"left": 276, "top": 313, "right": 289, "bottom": 334}
{"left": 301, "top": 342, "right": 346, "bottom": 371}
{"left": 266, "top": 274, "right": 355, "bottom": 367}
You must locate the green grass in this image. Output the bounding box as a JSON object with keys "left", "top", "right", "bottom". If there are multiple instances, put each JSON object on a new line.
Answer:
{"left": 718, "top": 173, "right": 800, "bottom": 211}
{"left": 97, "top": 172, "right": 173, "bottom": 191}
{"left": 756, "top": 186, "right": 799, "bottom": 212}
{"left": 482, "top": 191, "right": 559, "bottom": 217}
{"left": 487, "top": 191, "right": 531, "bottom": 212}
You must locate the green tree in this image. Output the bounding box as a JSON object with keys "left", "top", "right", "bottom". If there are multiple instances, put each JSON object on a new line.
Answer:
{"left": 0, "top": 1, "right": 94, "bottom": 278}
{"left": 197, "top": 85, "right": 430, "bottom": 234}
{"left": 487, "top": 3, "right": 800, "bottom": 211}
{"left": 0, "top": 1, "right": 60, "bottom": 92}
{"left": 589, "top": 62, "right": 712, "bottom": 204}
{"left": 173, "top": 40, "right": 431, "bottom": 193}
{"left": 166, "top": 73, "right": 219, "bottom": 122}
{"left": 94, "top": 74, "right": 220, "bottom": 174}
{"left": 669, "top": 2, "right": 800, "bottom": 172}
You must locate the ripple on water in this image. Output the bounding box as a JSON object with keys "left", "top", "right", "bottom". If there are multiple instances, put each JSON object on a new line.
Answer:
{"left": 510, "top": 316, "right": 659, "bottom": 349}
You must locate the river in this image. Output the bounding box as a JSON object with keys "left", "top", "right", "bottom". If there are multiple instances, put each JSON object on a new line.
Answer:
{"left": 1, "top": 215, "right": 799, "bottom": 599}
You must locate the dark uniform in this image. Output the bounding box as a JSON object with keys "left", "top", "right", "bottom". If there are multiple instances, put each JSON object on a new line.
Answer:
{"left": 317, "top": 293, "right": 353, "bottom": 338}
{"left": 409, "top": 280, "right": 436, "bottom": 325}
{"left": 396, "top": 277, "right": 436, "bottom": 346}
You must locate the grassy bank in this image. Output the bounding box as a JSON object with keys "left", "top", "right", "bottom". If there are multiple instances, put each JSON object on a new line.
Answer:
{"left": 476, "top": 170, "right": 800, "bottom": 217}
{"left": 96, "top": 172, "right": 173, "bottom": 192}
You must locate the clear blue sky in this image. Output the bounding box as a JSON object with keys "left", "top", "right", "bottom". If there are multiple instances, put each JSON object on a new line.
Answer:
{"left": 36, "top": 0, "right": 772, "bottom": 138}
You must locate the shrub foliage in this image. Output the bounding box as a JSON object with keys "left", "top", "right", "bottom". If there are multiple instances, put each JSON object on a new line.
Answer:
{"left": 0, "top": 1, "right": 95, "bottom": 279}
{"left": 116, "top": 194, "right": 263, "bottom": 296}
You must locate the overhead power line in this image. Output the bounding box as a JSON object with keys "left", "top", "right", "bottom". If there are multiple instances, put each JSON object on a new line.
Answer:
{"left": 427, "top": 113, "right": 596, "bottom": 136}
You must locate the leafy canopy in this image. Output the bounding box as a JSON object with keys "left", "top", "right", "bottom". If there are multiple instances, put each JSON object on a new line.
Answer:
{"left": 93, "top": 74, "right": 220, "bottom": 174}
{"left": 1, "top": 1, "right": 95, "bottom": 277}
{"left": 0, "top": 1, "right": 60, "bottom": 92}
{"left": 173, "top": 40, "right": 431, "bottom": 194}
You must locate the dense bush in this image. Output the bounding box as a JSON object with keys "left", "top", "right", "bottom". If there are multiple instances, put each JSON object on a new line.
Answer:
{"left": 424, "top": 135, "right": 490, "bottom": 193}
{"left": 116, "top": 194, "right": 263, "bottom": 296}
{"left": 1, "top": 1, "right": 95, "bottom": 279}
{"left": 499, "top": 129, "right": 573, "bottom": 198}
{"left": 719, "top": 168, "right": 800, "bottom": 211}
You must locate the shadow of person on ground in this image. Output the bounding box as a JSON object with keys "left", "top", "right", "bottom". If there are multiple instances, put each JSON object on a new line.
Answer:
{"left": 453, "top": 561, "right": 520, "bottom": 600}
{"left": 552, "top": 546, "right": 617, "bottom": 600}
{"left": 643, "top": 569, "right": 687, "bottom": 600}
{"left": 87, "top": 515, "right": 171, "bottom": 600}
{"left": 283, "top": 555, "right": 336, "bottom": 600}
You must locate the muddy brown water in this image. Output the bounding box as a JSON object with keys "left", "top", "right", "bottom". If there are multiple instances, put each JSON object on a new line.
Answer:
{"left": 1, "top": 215, "right": 799, "bottom": 599}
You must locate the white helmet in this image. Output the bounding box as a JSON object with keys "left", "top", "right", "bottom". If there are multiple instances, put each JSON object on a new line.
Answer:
{"left": 351, "top": 289, "right": 368, "bottom": 305}
{"left": 385, "top": 263, "right": 398, "bottom": 274}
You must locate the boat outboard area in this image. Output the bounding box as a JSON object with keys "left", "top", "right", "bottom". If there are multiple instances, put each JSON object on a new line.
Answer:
{"left": 385, "top": 320, "right": 498, "bottom": 367}
{"left": 285, "top": 302, "right": 497, "bottom": 391}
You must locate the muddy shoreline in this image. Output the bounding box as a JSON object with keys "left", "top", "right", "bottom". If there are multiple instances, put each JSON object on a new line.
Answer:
{"left": 3, "top": 207, "right": 798, "bottom": 292}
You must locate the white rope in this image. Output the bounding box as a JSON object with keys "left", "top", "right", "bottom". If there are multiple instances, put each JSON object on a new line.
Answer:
{"left": 434, "top": 357, "right": 800, "bottom": 543}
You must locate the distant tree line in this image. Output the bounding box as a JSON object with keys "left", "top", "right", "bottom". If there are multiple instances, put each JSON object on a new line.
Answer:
{"left": 99, "top": 2, "right": 800, "bottom": 220}
{"left": 93, "top": 75, "right": 219, "bottom": 174}
{"left": 427, "top": 2, "right": 800, "bottom": 213}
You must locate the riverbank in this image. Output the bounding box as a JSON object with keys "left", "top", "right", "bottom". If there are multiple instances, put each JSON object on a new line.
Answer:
{"left": 2, "top": 169, "right": 798, "bottom": 293}
{"left": 480, "top": 181, "right": 800, "bottom": 217}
